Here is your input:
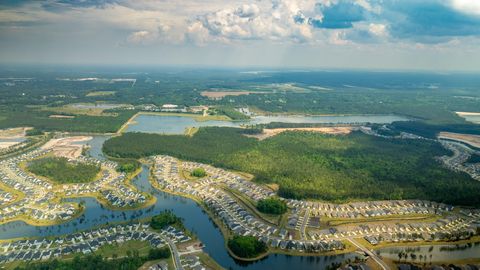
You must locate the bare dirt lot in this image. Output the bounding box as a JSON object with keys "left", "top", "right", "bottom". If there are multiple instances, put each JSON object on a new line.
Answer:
{"left": 438, "top": 132, "right": 480, "bottom": 148}
{"left": 245, "top": 127, "right": 355, "bottom": 140}
{"left": 49, "top": 114, "right": 75, "bottom": 119}
{"left": 201, "top": 91, "right": 269, "bottom": 99}
{"left": 41, "top": 136, "right": 92, "bottom": 158}
{"left": 0, "top": 127, "right": 31, "bottom": 139}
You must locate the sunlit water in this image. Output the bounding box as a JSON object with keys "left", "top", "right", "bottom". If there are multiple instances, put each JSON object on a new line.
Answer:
{"left": 125, "top": 114, "right": 410, "bottom": 134}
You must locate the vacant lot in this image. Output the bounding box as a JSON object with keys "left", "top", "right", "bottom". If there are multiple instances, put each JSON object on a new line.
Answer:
{"left": 86, "top": 91, "right": 116, "bottom": 97}
{"left": 245, "top": 127, "right": 354, "bottom": 140}
{"left": 201, "top": 91, "right": 269, "bottom": 99}
{"left": 438, "top": 132, "right": 480, "bottom": 148}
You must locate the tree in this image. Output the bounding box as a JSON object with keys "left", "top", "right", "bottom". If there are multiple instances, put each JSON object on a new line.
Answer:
{"left": 191, "top": 167, "right": 206, "bottom": 177}
{"left": 228, "top": 235, "right": 267, "bottom": 258}
{"left": 256, "top": 197, "right": 287, "bottom": 215}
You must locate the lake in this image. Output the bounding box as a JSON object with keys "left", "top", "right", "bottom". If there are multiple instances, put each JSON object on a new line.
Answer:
{"left": 125, "top": 113, "right": 410, "bottom": 134}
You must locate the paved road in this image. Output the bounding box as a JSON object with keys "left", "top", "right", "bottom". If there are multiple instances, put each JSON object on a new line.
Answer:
{"left": 347, "top": 238, "right": 390, "bottom": 270}
{"left": 300, "top": 209, "right": 310, "bottom": 240}
{"left": 161, "top": 236, "right": 184, "bottom": 270}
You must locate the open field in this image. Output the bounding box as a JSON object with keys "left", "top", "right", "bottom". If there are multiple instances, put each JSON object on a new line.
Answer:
{"left": 201, "top": 90, "right": 269, "bottom": 99}
{"left": 439, "top": 131, "right": 480, "bottom": 148}
{"left": 0, "top": 127, "right": 31, "bottom": 139}
{"left": 41, "top": 104, "right": 115, "bottom": 116}
{"left": 41, "top": 136, "right": 92, "bottom": 158}
{"left": 245, "top": 126, "right": 355, "bottom": 140}
{"left": 48, "top": 114, "right": 75, "bottom": 119}
{"left": 86, "top": 90, "right": 116, "bottom": 97}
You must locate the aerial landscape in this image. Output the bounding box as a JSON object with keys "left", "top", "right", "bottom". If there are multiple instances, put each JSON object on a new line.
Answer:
{"left": 0, "top": 1, "right": 480, "bottom": 270}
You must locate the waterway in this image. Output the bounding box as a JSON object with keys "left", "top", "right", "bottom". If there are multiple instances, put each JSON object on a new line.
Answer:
{"left": 1, "top": 136, "right": 478, "bottom": 269}
{"left": 377, "top": 242, "right": 480, "bottom": 263}
{"left": 125, "top": 114, "right": 409, "bottom": 134}
{"left": 0, "top": 138, "right": 356, "bottom": 269}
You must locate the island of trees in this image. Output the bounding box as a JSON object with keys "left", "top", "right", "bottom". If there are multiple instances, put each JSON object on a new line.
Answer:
{"left": 256, "top": 197, "right": 287, "bottom": 215}
{"left": 27, "top": 157, "right": 100, "bottom": 184}
{"left": 150, "top": 210, "right": 184, "bottom": 230}
{"left": 191, "top": 167, "right": 207, "bottom": 178}
{"left": 228, "top": 235, "right": 268, "bottom": 259}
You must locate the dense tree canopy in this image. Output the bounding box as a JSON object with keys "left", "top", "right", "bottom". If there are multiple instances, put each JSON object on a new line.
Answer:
{"left": 256, "top": 198, "right": 287, "bottom": 215}
{"left": 191, "top": 168, "right": 207, "bottom": 177}
{"left": 228, "top": 235, "right": 268, "bottom": 258}
{"left": 103, "top": 127, "right": 480, "bottom": 206}
{"left": 27, "top": 157, "right": 100, "bottom": 184}
{"left": 150, "top": 210, "right": 184, "bottom": 230}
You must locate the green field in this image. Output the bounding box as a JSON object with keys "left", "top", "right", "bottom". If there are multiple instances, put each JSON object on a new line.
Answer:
{"left": 103, "top": 127, "right": 480, "bottom": 206}
{"left": 0, "top": 106, "right": 136, "bottom": 133}
{"left": 27, "top": 157, "right": 100, "bottom": 184}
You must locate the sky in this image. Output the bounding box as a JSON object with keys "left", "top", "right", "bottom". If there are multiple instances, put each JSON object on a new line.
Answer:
{"left": 0, "top": 0, "right": 480, "bottom": 71}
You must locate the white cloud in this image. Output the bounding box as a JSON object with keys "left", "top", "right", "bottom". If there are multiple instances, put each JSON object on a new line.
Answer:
{"left": 450, "top": 0, "right": 480, "bottom": 16}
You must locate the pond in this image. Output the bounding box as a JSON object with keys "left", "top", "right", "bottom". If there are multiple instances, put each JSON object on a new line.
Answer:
{"left": 125, "top": 113, "right": 410, "bottom": 134}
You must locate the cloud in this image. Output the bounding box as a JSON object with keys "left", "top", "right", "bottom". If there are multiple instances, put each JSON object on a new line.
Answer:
{"left": 383, "top": 0, "right": 480, "bottom": 43}
{"left": 2, "top": 0, "right": 480, "bottom": 47}
{"left": 310, "top": 0, "right": 367, "bottom": 29}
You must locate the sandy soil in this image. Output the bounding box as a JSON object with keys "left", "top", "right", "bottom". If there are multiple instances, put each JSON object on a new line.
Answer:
{"left": 201, "top": 91, "right": 269, "bottom": 99}
{"left": 456, "top": 111, "right": 480, "bottom": 116}
{"left": 49, "top": 114, "right": 75, "bottom": 119}
{"left": 438, "top": 132, "right": 480, "bottom": 148}
{"left": 42, "top": 136, "right": 92, "bottom": 158}
{"left": 245, "top": 127, "right": 355, "bottom": 140}
{"left": 0, "top": 141, "right": 21, "bottom": 149}
{"left": 0, "top": 127, "right": 31, "bottom": 139}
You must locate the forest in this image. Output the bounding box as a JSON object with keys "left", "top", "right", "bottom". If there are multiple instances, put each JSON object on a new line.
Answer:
{"left": 1, "top": 69, "right": 480, "bottom": 135}
{"left": 103, "top": 127, "right": 480, "bottom": 206}
{"left": 27, "top": 157, "right": 100, "bottom": 184}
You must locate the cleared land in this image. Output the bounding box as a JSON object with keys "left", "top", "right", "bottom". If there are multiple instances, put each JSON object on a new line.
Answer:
{"left": 48, "top": 114, "right": 75, "bottom": 119}
{"left": 245, "top": 127, "right": 354, "bottom": 140}
{"left": 438, "top": 132, "right": 480, "bottom": 148}
{"left": 41, "top": 136, "right": 92, "bottom": 158}
{"left": 0, "top": 127, "right": 30, "bottom": 139}
{"left": 86, "top": 91, "right": 116, "bottom": 97}
{"left": 41, "top": 104, "right": 115, "bottom": 116}
{"left": 201, "top": 91, "right": 269, "bottom": 99}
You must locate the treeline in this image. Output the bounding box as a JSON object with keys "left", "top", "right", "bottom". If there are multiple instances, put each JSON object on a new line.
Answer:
{"left": 0, "top": 106, "right": 136, "bottom": 133}
{"left": 103, "top": 127, "right": 480, "bottom": 206}
{"left": 13, "top": 247, "right": 170, "bottom": 270}
{"left": 27, "top": 157, "right": 100, "bottom": 184}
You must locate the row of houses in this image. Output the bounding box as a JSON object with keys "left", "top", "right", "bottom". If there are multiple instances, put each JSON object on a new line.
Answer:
{"left": 0, "top": 222, "right": 191, "bottom": 265}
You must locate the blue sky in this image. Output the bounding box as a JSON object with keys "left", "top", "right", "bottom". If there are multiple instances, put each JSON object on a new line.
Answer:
{"left": 0, "top": 0, "right": 479, "bottom": 71}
